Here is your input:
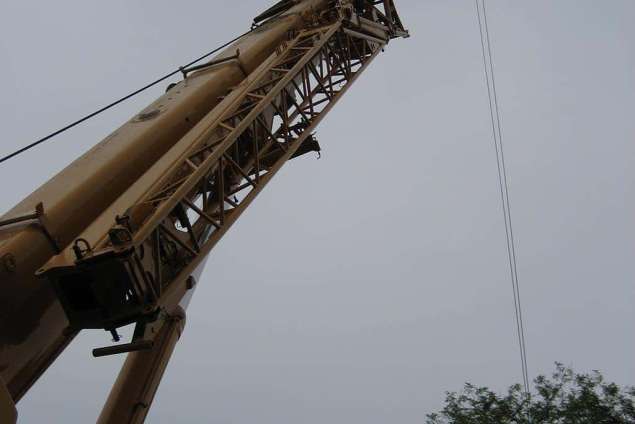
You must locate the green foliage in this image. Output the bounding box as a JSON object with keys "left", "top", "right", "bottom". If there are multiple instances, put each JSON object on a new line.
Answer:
{"left": 427, "top": 363, "right": 635, "bottom": 424}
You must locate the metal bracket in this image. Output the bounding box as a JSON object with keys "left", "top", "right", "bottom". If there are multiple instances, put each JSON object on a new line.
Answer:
{"left": 0, "top": 202, "right": 61, "bottom": 253}
{"left": 92, "top": 310, "right": 161, "bottom": 358}
{"left": 180, "top": 50, "right": 245, "bottom": 79}
{"left": 93, "top": 340, "right": 154, "bottom": 358}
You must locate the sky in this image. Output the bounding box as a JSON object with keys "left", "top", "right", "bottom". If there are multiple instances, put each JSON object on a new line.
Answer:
{"left": 1, "top": 0, "right": 634, "bottom": 422}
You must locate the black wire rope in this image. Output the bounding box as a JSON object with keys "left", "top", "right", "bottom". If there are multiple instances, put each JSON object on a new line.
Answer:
{"left": 475, "top": 0, "right": 531, "bottom": 399}
{"left": 481, "top": 0, "right": 531, "bottom": 395}
{"left": 0, "top": 28, "right": 255, "bottom": 165}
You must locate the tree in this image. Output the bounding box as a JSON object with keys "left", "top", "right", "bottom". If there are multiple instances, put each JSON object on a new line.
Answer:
{"left": 427, "top": 363, "right": 635, "bottom": 424}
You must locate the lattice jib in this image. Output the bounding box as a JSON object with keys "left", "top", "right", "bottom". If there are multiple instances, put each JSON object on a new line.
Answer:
{"left": 48, "top": 20, "right": 386, "bottom": 331}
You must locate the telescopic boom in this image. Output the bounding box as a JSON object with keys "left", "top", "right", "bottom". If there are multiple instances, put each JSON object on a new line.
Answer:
{"left": 0, "top": 1, "right": 407, "bottom": 422}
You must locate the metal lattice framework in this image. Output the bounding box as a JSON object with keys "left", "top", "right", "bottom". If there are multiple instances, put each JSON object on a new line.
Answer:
{"left": 50, "top": 19, "right": 387, "bottom": 332}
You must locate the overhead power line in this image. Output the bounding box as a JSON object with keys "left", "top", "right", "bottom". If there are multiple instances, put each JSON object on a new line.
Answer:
{"left": 475, "top": 0, "right": 531, "bottom": 397}
{"left": 0, "top": 28, "right": 255, "bottom": 165}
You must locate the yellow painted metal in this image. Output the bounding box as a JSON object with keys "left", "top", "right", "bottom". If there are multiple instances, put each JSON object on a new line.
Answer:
{"left": 0, "top": 377, "right": 17, "bottom": 424}
{"left": 0, "top": 0, "right": 330, "bottom": 402}
{"left": 0, "top": 2, "right": 408, "bottom": 422}
{"left": 96, "top": 308, "right": 186, "bottom": 424}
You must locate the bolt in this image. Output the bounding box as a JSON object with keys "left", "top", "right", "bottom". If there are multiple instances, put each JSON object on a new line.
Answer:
{"left": 2, "top": 254, "right": 16, "bottom": 273}
{"left": 186, "top": 276, "right": 196, "bottom": 290}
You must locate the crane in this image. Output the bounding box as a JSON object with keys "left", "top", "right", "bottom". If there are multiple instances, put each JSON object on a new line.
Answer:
{"left": 0, "top": 1, "right": 408, "bottom": 422}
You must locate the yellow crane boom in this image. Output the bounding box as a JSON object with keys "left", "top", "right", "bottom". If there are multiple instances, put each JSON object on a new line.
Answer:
{"left": 0, "top": 1, "right": 407, "bottom": 422}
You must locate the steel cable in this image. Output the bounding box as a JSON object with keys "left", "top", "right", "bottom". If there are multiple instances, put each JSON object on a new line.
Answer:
{"left": 0, "top": 28, "right": 255, "bottom": 164}
{"left": 475, "top": 0, "right": 531, "bottom": 398}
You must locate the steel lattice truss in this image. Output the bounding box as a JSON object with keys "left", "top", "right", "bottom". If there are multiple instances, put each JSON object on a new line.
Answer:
{"left": 50, "top": 20, "right": 386, "bottom": 332}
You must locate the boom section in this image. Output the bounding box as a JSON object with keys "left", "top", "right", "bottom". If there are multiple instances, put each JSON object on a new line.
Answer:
{"left": 41, "top": 13, "right": 397, "bottom": 338}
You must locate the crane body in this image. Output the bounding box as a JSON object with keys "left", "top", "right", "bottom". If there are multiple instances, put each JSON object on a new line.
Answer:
{"left": 0, "top": 1, "right": 407, "bottom": 422}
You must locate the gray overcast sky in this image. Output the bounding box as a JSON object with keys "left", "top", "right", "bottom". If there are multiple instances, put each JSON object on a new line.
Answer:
{"left": 1, "top": 1, "right": 634, "bottom": 422}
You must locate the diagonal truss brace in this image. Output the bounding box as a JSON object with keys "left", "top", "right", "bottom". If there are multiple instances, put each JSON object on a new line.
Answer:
{"left": 45, "top": 19, "right": 387, "bottom": 334}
